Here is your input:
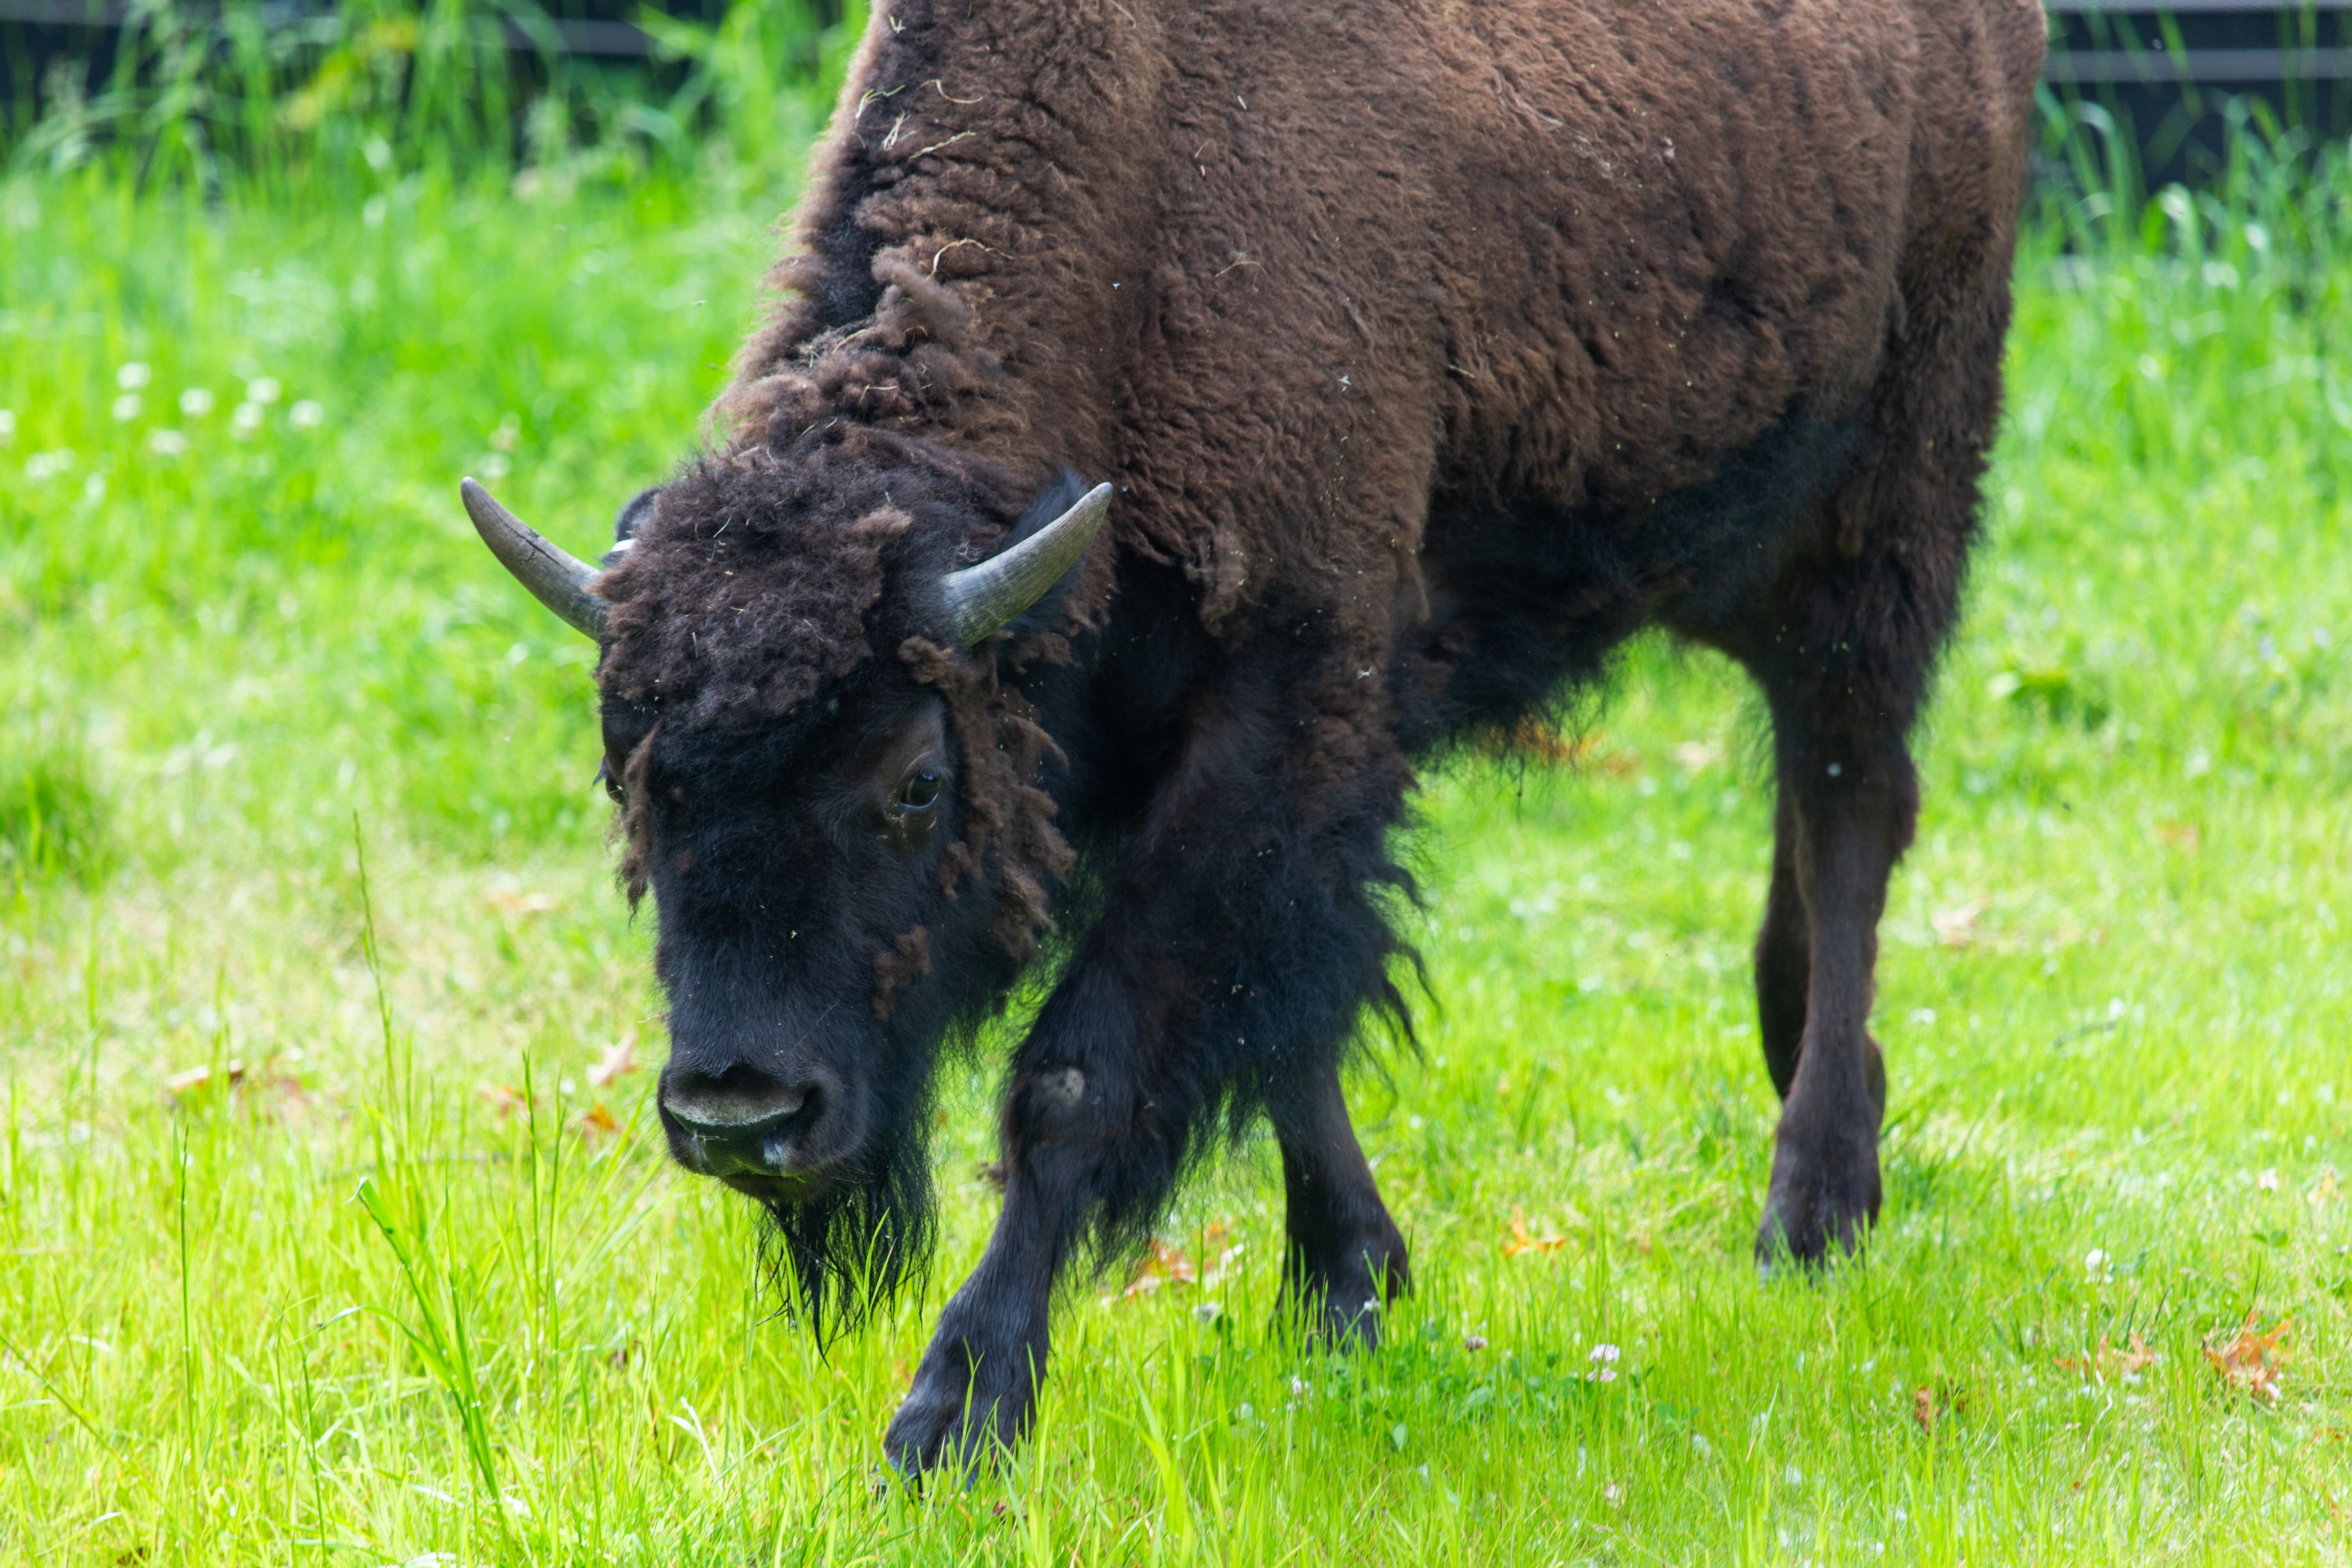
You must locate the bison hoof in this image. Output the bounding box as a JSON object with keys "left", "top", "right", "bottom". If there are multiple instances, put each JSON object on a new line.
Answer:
{"left": 1753, "top": 1143, "right": 1881, "bottom": 1274}
{"left": 1284, "top": 1233, "right": 1409, "bottom": 1351}
{"left": 881, "top": 1341, "right": 1037, "bottom": 1480}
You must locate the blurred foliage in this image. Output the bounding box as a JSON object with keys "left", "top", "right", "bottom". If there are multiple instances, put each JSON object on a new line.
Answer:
{"left": 5, "top": 0, "right": 864, "bottom": 198}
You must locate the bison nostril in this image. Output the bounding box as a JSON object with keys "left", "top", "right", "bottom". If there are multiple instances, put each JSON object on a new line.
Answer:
{"left": 660, "top": 1070, "right": 815, "bottom": 1143}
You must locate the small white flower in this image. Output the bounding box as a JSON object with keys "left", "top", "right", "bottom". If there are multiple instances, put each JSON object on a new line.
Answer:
{"left": 1909, "top": 1007, "right": 1936, "bottom": 1026}
{"left": 83, "top": 472, "right": 105, "bottom": 503}
{"left": 289, "top": 399, "right": 324, "bottom": 429}
{"left": 178, "top": 387, "right": 214, "bottom": 417}
{"left": 147, "top": 429, "right": 188, "bottom": 457}
{"left": 26, "top": 449, "right": 73, "bottom": 481}
{"left": 2085, "top": 1247, "right": 2114, "bottom": 1282}
{"left": 232, "top": 402, "right": 264, "bottom": 438}
{"left": 1588, "top": 1342, "right": 1621, "bottom": 1365}
{"left": 1194, "top": 1301, "right": 1222, "bottom": 1324}
{"left": 0, "top": 409, "right": 14, "bottom": 445}
{"left": 1464, "top": 1334, "right": 1488, "bottom": 1352}
{"left": 1602, "top": 1483, "right": 1624, "bottom": 1507}
{"left": 2258, "top": 1168, "right": 2281, "bottom": 1192}
{"left": 1691, "top": 1433, "right": 1711, "bottom": 1455}
{"left": 116, "top": 361, "right": 151, "bottom": 390}
{"left": 481, "top": 452, "right": 511, "bottom": 481}
{"left": 245, "top": 376, "right": 281, "bottom": 404}
{"left": 111, "top": 393, "right": 141, "bottom": 421}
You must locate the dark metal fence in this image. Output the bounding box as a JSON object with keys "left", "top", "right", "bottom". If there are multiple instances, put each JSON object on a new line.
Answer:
{"left": 6, "top": 2, "right": 2348, "bottom": 183}
{"left": 2046, "top": 1, "right": 2352, "bottom": 182}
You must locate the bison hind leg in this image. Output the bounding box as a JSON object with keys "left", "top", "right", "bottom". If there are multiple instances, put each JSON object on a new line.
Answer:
{"left": 1271, "top": 1058, "right": 1410, "bottom": 1350}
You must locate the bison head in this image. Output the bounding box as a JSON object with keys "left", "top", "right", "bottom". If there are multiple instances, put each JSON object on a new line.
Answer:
{"left": 463, "top": 452, "right": 1107, "bottom": 1330}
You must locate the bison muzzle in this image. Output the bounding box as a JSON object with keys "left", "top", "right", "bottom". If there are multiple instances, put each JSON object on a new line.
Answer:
{"left": 464, "top": 0, "right": 2045, "bottom": 1475}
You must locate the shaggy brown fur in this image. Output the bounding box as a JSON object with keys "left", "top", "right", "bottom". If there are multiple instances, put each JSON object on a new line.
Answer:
{"left": 600, "top": 0, "right": 2044, "bottom": 958}
{"left": 578, "top": 0, "right": 2045, "bottom": 1473}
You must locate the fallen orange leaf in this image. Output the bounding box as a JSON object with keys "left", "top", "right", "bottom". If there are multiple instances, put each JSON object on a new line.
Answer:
{"left": 2204, "top": 1312, "right": 2291, "bottom": 1403}
{"left": 573, "top": 1102, "right": 621, "bottom": 1142}
{"left": 1502, "top": 1207, "right": 1569, "bottom": 1258}
{"left": 2054, "top": 1333, "right": 2157, "bottom": 1384}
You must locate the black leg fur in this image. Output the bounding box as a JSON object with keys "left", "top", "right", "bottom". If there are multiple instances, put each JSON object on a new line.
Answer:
{"left": 1272, "top": 1061, "right": 1408, "bottom": 1348}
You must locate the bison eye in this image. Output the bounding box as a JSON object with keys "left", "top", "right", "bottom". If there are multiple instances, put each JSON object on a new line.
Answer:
{"left": 899, "top": 770, "right": 942, "bottom": 811}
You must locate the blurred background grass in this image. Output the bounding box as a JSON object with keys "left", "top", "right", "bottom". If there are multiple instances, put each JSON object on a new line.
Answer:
{"left": 2, "top": 4, "right": 2350, "bottom": 1563}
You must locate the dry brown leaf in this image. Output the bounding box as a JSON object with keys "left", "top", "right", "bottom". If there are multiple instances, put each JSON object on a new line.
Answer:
{"left": 1910, "top": 1381, "right": 1968, "bottom": 1434}
{"left": 165, "top": 1060, "right": 246, "bottom": 1095}
{"left": 588, "top": 1028, "right": 641, "bottom": 1088}
{"left": 2157, "top": 822, "right": 2202, "bottom": 852}
{"left": 1118, "top": 1238, "right": 1198, "bottom": 1300}
{"left": 1480, "top": 719, "right": 1597, "bottom": 768}
{"left": 2204, "top": 1312, "right": 2291, "bottom": 1402}
{"left": 573, "top": 1102, "right": 621, "bottom": 1142}
{"left": 1199, "top": 1216, "right": 1246, "bottom": 1287}
{"left": 476, "top": 1083, "right": 530, "bottom": 1120}
{"left": 1931, "top": 902, "right": 1984, "bottom": 948}
{"left": 1502, "top": 1207, "right": 1569, "bottom": 1258}
{"left": 488, "top": 888, "right": 558, "bottom": 918}
{"left": 2310, "top": 1170, "right": 2343, "bottom": 1207}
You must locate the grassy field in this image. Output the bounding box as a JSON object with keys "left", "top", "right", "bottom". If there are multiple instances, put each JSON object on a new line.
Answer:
{"left": 4, "top": 77, "right": 2352, "bottom": 1566}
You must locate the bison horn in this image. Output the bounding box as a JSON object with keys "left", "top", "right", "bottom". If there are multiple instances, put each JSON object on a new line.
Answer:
{"left": 461, "top": 477, "right": 609, "bottom": 642}
{"left": 938, "top": 481, "right": 1112, "bottom": 646}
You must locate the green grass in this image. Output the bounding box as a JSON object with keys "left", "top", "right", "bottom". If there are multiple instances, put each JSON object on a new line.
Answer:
{"left": 4, "top": 110, "right": 2352, "bottom": 1564}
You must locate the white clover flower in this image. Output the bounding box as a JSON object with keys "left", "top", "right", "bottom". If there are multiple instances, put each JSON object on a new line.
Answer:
{"left": 232, "top": 402, "right": 264, "bottom": 438}
{"left": 178, "top": 387, "right": 214, "bottom": 417}
{"left": 147, "top": 429, "right": 189, "bottom": 457}
{"left": 26, "top": 450, "right": 73, "bottom": 481}
{"left": 111, "top": 393, "right": 141, "bottom": 421}
{"left": 2084, "top": 1247, "right": 2114, "bottom": 1283}
{"left": 116, "top": 361, "right": 151, "bottom": 390}
{"left": 288, "top": 399, "right": 324, "bottom": 429}
{"left": 245, "top": 376, "right": 281, "bottom": 404}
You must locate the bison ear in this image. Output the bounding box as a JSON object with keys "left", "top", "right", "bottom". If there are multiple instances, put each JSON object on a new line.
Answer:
{"left": 606, "top": 487, "right": 659, "bottom": 567}
{"left": 936, "top": 477, "right": 1111, "bottom": 646}
{"left": 461, "top": 478, "right": 610, "bottom": 642}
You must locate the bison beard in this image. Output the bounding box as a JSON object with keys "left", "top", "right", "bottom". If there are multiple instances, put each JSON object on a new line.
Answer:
{"left": 753, "top": 1103, "right": 935, "bottom": 1343}
{"left": 463, "top": 0, "right": 2047, "bottom": 1478}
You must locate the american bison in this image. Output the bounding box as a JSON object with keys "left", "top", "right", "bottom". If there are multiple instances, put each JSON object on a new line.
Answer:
{"left": 465, "top": 0, "right": 2045, "bottom": 1471}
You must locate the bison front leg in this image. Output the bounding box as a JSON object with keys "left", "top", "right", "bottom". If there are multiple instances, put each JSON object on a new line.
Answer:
{"left": 1272, "top": 1062, "right": 1408, "bottom": 1348}
{"left": 882, "top": 1059, "right": 1110, "bottom": 1477}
